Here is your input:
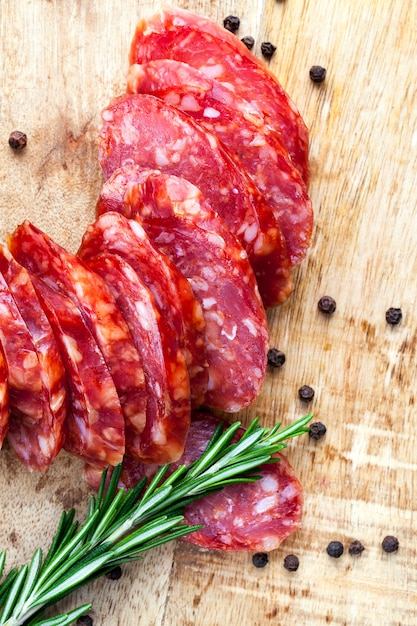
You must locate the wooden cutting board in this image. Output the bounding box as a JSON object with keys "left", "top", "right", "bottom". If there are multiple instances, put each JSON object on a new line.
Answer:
{"left": 1, "top": 1, "right": 416, "bottom": 624}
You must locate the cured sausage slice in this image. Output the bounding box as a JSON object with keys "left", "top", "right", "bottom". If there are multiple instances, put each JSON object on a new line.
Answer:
{"left": 8, "top": 221, "right": 147, "bottom": 443}
{"left": 84, "top": 252, "right": 191, "bottom": 464}
{"left": 0, "top": 340, "right": 10, "bottom": 448}
{"left": 98, "top": 168, "right": 269, "bottom": 412}
{"left": 31, "top": 276, "right": 125, "bottom": 468}
{"left": 78, "top": 211, "right": 208, "bottom": 408}
{"left": 98, "top": 93, "right": 292, "bottom": 308}
{"left": 128, "top": 59, "right": 313, "bottom": 271}
{"left": 85, "top": 412, "right": 303, "bottom": 552}
{"left": 0, "top": 245, "right": 68, "bottom": 472}
{"left": 129, "top": 6, "right": 309, "bottom": 184}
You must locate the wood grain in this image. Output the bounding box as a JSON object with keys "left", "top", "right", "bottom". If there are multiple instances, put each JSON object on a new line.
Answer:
{"left": 1, "top": 1, "right": 417, "bottom": 624}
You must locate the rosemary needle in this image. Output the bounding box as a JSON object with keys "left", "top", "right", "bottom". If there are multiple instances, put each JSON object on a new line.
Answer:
{"left": 0, "top": 413, "right": 312, "bottom": 626}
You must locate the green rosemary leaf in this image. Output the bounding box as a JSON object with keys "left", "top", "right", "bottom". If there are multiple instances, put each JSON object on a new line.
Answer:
{"left": 0, "top": 563, "right": 28, "bottom": 622}
{"left": 26, "top": 602, "right": 92, "bottom": 626}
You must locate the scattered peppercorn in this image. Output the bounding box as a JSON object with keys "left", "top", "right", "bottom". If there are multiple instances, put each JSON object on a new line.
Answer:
{"left": 298, "top": 385, "right": 315, "bottom": 402}
{"left": 326, "top": 541, "right": 344, "bottom": 558}
{"left": 241, "top": 36, "right": 255, "bottom": 50}
{"left": 348, "top": 540, "right": 365, "bottom": 556}
{"left": 267, "top": 348, "right": 286, "bottom": 368}
{"left": 283, "top": 554, "right": 300, "bottom": 572}
{"left": 317, "top": 295, "right": 336, "bottom": 314}
{"left": 223, "top": 15, "right": 240, "bottom": 33}
{"left": 105, "top": 565, "right": 123, "bottom": 580}
{"left": 385, "top": 307, "right": 402, "bottom": 326}
{"left": 309, "top": 65, "right": 327, "bottom": 83}
{"left": 77, "top": 616, "right": 93, "bottom": 626}
{"left": 309, "top": 421, "right": 327, "bottom": 440}
{"left": 8, "top": 130, "right": 27, "bottom": 150}
{"left": 261, "top": 42, "right": 277, "bottom": 58}
{"left": 252, "top": 552, "right": 269, "bottom": 568}
{"left": 382, "top": 535, "right": 399, "bottom": 553}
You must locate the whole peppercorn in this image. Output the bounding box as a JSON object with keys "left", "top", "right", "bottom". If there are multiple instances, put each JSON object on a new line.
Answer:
{"left": 298, "top": 385, "right": 315, "bottom": 402}
{"left": 318, "top": 295, "right": 336, "bottom": 314}
{"left": 326, "top": 541, "right": 344, "bottom": 558}
{"left": 241, "top": 35, "right": 255, "bottom": 50}
{"left": 223, "top": 15, "right": 240, "bottom": 33}
{"left": 385, "top": 307, "right": 402, "bottom": 326}
{"left": 382, "top": 535, "right": 399, "bottom": 553}
{"left": 105, "top": 565, "right": 123, "bottom": 580}
{"left": 309, "top": 65, "right": 327, "bottom": 83}
{"left": 261, "top": 42, "right": 277, "bottom": 58}
{"left": 309, "top": 421, "right": 326, "bottom": 440}
{"left": 252, "top": 552, "right": 269, "bottom": 568}
{"left": 283, "top": 554, "right": 300, "bottom": 572}
{"left": 267, "top": 348, "right": 286, "bottom": 368}
{"left": 8, "top": 130, "right": 27, "bottom": 150}
{"left": 348, "top": 540, "right": 365, "bottom": 556}
{"left": 77, "top": 616, "right": 93, "bottom": 626}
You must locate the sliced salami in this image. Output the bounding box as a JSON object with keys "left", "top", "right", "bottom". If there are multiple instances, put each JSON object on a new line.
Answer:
{"left": 84, "top": 252, "right": 191, "bottom": 464}
{"left": 98, "top": 93, "right": 292, "bottom": 308}
{"left": 98, "top": 168, "right": 269, "bottom": 412}
{"left": 78, "top": 211, "right": 208, "bottom": 408}
{"left": 128, "top": 59, "right": 313, "bottom": 270}
{"left": 85, "top": 412, "right": 303, "bottom": 552}
{"left": 8, "top": 221, "right": 147, "bottom": 442}
{"left": 129, "top": 6, "right": 309, "bottom": 184}
{"left": 0, "top": 340, "right": 10, "bottom": 448}
{"left": 31, "top": 276, "right": 125, "bottom": 468}
{"left": 0, "top": 244, "right": 68, "bottom": 472}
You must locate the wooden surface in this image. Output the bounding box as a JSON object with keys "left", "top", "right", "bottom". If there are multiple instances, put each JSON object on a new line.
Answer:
{"left": 1, "top": 1, "right": 416, "bottom": 624}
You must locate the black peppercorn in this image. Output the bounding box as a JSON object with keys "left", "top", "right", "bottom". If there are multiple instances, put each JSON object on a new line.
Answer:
{"left": 252, "top": 552, "right": 269, "bottom": 568}
{"left": 261, "top": 42, "right": 277, "bottom": 58}
{"left": 223, "top": 15, "right": 240, "bottom": 33}
{"left": 385, "top": 308, "right": 402, "bottom": 326}
{"left": 326, "top": 541, "right": 344, "bottom": 558}
{"left": 309, "top": 421, "right": 326, "bottom": 440}
{"left": 283, "top": 554, "right": 299, "bottom": 571}
{"left": 382, "top": 535, "right": 399, "bottom": 553}
{"left": 309, "top": 65, "right": 327, "bottom": 83}
{"left": 241, "top": 36, "right": 255, "bottom": 50}
{"left": 267, "top": 348, "right": 286, "bottom": 368}
{"left": 298, "top": 385, "right": 315, "bottom": 402}
{"left": 318, "top": 295, "right": 336, "bottom": 314}
{"left": 348, "top": 540, "right": 365, "bottom": 556}
{"left": 77, "top": 616, "right": 93, "bottom": 626}
{"left": 105, "top": 565, "right": 123, "bottom": 580}
{"left": 8, "top": 130, "right": 27, "bottom": 150}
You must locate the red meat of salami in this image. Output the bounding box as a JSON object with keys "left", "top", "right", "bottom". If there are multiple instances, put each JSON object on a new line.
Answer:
{"left": 129, "top": 7, "right": 309, "bottom": 184}
{"left": 31, "top": 276, "right": 125, "bottom": 468}
{"left": 0, "top": 340, "right": 9, "bottom": 448}
{"left": 9, "top": 221, "right": 147, "bottom": 443}
{"left": 98, "top": 93, "right": 292, "bottom": 308}
{"left": 99, "top": 168, "right": 269, "bottom": 412}
{"left": 85, "top": 412, "right": 303, "bottom": 552}
{"left": 128, "top": 59, "right": 313, "bottom": 270}
{"left": 0, "top": 245, "right": 68, "bottom": 472}
{"left": 85, "top": 252, "right": 191, "bottom": 464}
{"left": 78, "top": 211, "right": 208, "bottom": 408}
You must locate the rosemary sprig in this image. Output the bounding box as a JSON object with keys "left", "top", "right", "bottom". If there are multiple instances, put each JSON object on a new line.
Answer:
{"left": 0, "top": 413, "right": 312, "bottom": 626}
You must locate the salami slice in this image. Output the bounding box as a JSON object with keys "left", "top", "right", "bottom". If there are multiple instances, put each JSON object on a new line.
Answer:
{"left": 99, "top": 169, "right": 269, "bottom": 412}
{"left": 78, "top": 211, "right": 208, "bottom": 408}
{"left": 8, "top": 221, "right": 147, "bottom": 442}
{"left": 0, "top": 340, "right": 10, "bottom": 448}
{"left": 85, "top": 412, "right": 303, "bottom": 552}
{"left": 128, "top": 59, "right": 313, "bottom": 270}
{"left": 129, "top": 7, "right": 309, "bottom": 184}
{"left": 31, "top": 276, "right": 125, "bottom": 468}
{"left": 98, "top": 93, "right": 292, "bottom": 308}
{"left": 84, "top": 252, "right": 191, "bottom": 464}
{"left": 0, "top": 245, "right": 68, "bottom": 472}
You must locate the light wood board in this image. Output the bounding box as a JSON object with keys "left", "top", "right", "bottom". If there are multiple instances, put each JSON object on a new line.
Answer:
{"left": 1, "top": 1, "right": 416, "bottom": 624}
